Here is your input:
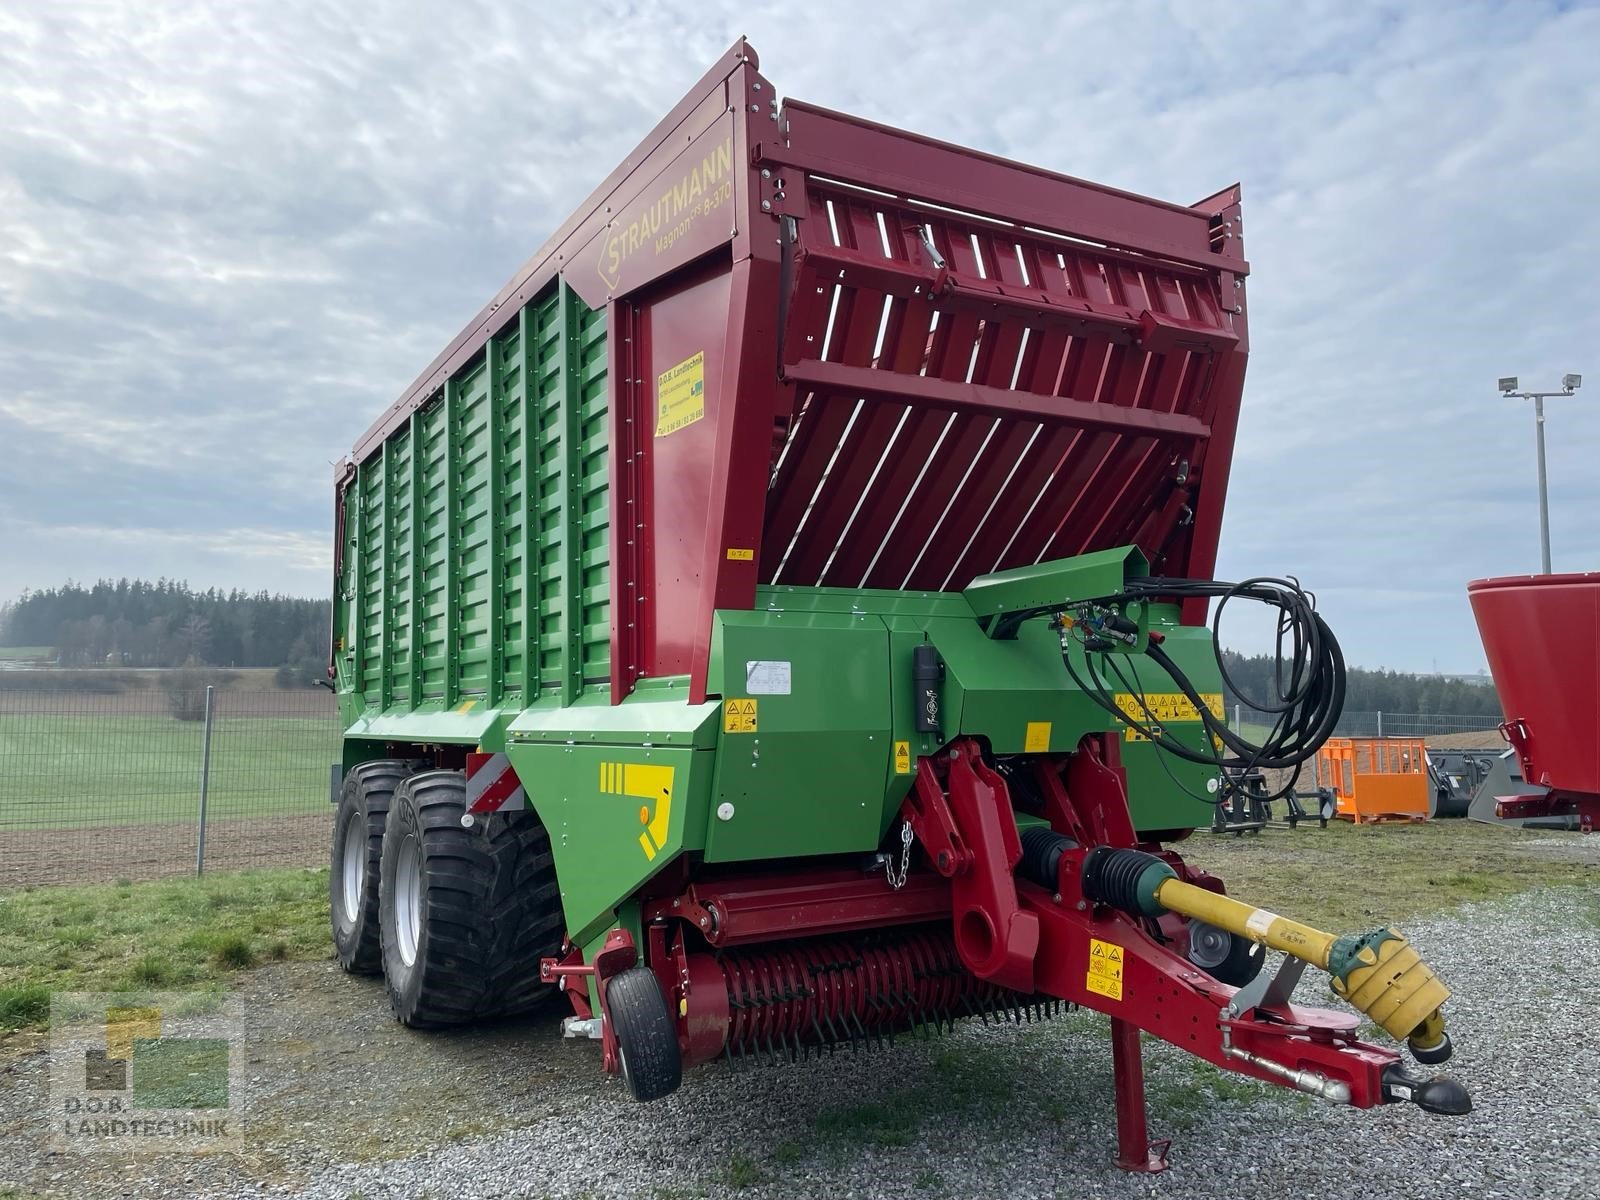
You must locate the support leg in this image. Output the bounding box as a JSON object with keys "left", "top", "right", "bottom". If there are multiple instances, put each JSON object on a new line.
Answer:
{"left": 1111, "top": 1016, "right": 1169, "bottom": 1173}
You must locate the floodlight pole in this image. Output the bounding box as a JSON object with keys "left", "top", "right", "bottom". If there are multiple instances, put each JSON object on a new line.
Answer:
{"left": 1533, "top": 394, "right": 1550, "bottom": 575}
{"left": 1496, "top": 377, "right": 1581, "bottom": 575}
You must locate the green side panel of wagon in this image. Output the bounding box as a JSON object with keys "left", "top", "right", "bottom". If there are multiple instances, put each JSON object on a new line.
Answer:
{"left": 503, "top": 690, "right": 721, "bottom": 946}
{"left": 333, "top": 280, "right": 611, "bottom": 755}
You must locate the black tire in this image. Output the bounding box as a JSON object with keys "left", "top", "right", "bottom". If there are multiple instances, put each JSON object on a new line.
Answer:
{"left": 1186, "top": 920, "right": 1265, "bottom": 987}
{"left": 379, "top": 769, "right": 564, "bottom": 1028}
{"left": 1410, "top": 1030, "right": 1453, "bottom": 1066}
{"left": 330, "top": 760, "right": 411, "bottom": 974}
{"left": 607, "top": 967, "right": 682, "bottom": 1102}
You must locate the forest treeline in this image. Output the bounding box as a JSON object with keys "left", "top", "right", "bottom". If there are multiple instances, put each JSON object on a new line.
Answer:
{"left": 1219, "top": 650, "right": 1500, "bottom": 717}
{"left": 2, "top": 581, "right": 1500, "bottom": 714}
{"left": 0, "top": 579, "right": 329, "bottom": 679}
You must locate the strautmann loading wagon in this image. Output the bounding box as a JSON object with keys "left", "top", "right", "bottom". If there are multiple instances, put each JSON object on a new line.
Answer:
{"left": 328, "top": 40, "right": 1468, "bottom": 1171}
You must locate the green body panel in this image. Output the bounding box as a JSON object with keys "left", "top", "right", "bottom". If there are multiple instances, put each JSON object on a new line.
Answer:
{"left": 706, "top": 611, "right": 893, "bottom": 861}
{"left": 741, "top": 588, "right": 1218, "bottom": 835}
{"left": 506, "top": 683, "right": 718, "bottom": 749}
{"left": 963, "top": 545, "right": 1149, "bottom": 630}
{"left": 332, "top": 280, "right": 611, "bottom": 748}
{"left": 504, "top": 695, "right": 720, "bottom": 945}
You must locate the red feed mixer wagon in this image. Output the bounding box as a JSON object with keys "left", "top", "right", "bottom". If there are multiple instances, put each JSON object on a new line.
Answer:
{"left": 326, "top": 39, "right": 1471, "bottom": 1174}
{"left": 1470, "top": 572, "right": 1600, "bottom": 830}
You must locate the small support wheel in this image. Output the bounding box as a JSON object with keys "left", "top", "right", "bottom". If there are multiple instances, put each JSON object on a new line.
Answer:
{"left": 607, "top": 967, "right": 682, "bottom": 1102}
{"left": 1410, "top": 1031, "right": 1453, "bottom": 1066}
{"left": 1186, "top": 920, "right": 1264, "bottom": 987}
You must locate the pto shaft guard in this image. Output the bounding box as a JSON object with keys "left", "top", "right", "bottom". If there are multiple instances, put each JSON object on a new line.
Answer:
{"left": 1079, "top": 846, "right": 1454, "bottom": 1064}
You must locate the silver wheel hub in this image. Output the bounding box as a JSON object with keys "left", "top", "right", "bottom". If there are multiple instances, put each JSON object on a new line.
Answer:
{"left": 394, "top": 834, "right": 423, "bottom": 968}
{"left": 340, "top": 816, "right": 365, "bottom": 923}
{"left": 1187, "top": 920, "right": 1232, "bottom": 968}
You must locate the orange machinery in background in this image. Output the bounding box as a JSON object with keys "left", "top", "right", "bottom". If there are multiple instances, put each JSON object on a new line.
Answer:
{"left": 1318, "top": 737, "right": 1431, "bottom": 823}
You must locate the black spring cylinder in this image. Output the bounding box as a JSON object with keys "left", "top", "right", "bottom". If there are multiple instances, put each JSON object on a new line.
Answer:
{"left": 1017, "top": 826, "right": 1077, "bottom": 890}
{"left": 1079, "top": 846, "right": 1169, "bottom": 915}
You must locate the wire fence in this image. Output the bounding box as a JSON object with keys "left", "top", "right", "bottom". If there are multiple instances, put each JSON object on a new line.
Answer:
{"left": 0, "top": 676, "right": 338, "bottom": 889}
{"left": 1225, "top": 706, "right": 1509, "bottom": 798}
{"left": 1229, "top": 705, "right": 1506, "bottom": 742}
{"left": 1332, "top": 710, "right": 1505, "bottom": 739}
{"left": 1, "top": 671, "right": 1513, "bottom": 890}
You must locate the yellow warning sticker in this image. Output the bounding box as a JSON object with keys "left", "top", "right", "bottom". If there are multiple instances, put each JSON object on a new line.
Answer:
{"left": 893, "top": 741, "right": 912, "bottom": 775}
{"left": 723, "top": 698, "right": 758, "bottom": 734}
{"left": 725, "top": 547, "right": 755, "bottom": 561}
{"left": 1024, "top": 721, "right": 1051, "bottom": 753}
{"left": 656, "top": 350, "right": 705, "bottom": 437}
{"left": 1113, "top": 692, "right": 1223, "bottom": 724}
{"left": 1115, "top": 692, "right": 1222, "bottom": 741}
{"left": 1086, "top": 938, "right": 1125, "bottom": 1001}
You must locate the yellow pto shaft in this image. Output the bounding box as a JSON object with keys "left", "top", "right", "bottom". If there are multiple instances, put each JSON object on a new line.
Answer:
{"left": 1151, "top": 878, "right": 1338, "bottom": 969}
{"left": 1080, "top": 847, "right": 1453, "bottom": 1063}
{"left": 1152, "top": 878, "right": 1449, "bottom": 1054}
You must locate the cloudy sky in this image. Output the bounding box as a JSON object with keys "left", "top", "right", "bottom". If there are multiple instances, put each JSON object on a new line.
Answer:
{"left": 2, "top": 0, "right": 1596, "bottom": 671}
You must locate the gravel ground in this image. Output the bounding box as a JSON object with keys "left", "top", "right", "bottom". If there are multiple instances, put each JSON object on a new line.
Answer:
{"left": 3, "top": 880, "right": 1597, "bottom": 1200}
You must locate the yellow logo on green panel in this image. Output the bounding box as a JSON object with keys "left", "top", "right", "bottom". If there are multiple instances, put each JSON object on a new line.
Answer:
{"left": 599, "top": 761, "right": 675, "bottom": 861}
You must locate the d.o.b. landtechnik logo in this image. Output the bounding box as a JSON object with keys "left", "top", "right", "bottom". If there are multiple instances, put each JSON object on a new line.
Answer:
{"left": 48, "top": 991, "right": 241, "bottom": 1152}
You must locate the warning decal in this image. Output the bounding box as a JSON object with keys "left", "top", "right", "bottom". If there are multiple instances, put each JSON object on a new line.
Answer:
{"left": 655, "top": 351, "right": 705, "bottom": 437}
{"left": 1113, "top": 692, "right": 1224, "bottom": 725}
{"left": 465, "top": 752, "right": 526, "bottom": 815}
{"left": 1115, "top": 692, "right": 1222, "bottom": 742}
{"left": 723, "top": 698, "right": 758, "bottom": 734}
{"left": 1086, "top": 938, "right": 1125, "bottom": 1001}
{"left": 893, "top": 741, "right": 912, "bottom": 775}
{"left": 1024, "top": 721, "right": 1051, "bottom": 753}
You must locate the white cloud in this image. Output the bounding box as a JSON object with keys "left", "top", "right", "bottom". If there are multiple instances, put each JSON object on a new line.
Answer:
{"left": 0, "top": 0, "right": 1596, "bottom": 672}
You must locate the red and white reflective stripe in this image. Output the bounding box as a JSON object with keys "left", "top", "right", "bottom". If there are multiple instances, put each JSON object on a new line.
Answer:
{"left": 464, "top": 752, "right": 525, "bottom": 814}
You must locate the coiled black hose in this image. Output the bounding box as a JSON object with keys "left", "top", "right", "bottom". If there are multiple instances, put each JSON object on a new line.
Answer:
{"left": 1059, "top": 576, "right": 1345, "bottom": 801}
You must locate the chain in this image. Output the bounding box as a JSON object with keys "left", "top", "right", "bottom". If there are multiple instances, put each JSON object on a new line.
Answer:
{"left": 885, "top": 820, "right": 914, "bottom": 891}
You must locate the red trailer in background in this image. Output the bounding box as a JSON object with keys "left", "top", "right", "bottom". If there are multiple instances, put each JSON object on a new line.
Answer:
{"left": 1469, "top": 572, "right": 1600, "bottom": 830}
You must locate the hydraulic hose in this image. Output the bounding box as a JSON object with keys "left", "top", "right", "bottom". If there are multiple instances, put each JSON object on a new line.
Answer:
{"left": 1056, "top": 575, "right": 1345, "bottom": 800}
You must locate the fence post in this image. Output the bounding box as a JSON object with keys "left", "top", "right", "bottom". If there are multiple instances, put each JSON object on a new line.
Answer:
{"left": 1376, "top": 710, "right": 1384, "bottom": 739}
{"left": 196, "top": 685, "right": 215, "bottom": 875}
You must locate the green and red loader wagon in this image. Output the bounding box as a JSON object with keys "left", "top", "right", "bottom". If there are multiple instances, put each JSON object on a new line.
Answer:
{"left": 327, "top": 40, "right": 1469, "bottom": 1170}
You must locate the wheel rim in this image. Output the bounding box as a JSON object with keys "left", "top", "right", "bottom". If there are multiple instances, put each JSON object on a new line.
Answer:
{"left": 339, "top": 815, "right": 365, "bottom": 924}
{"left": 394, "top": 834, "right": 423, "bottom": 967}
{"left": 1187, "top": 920, "right": 1232, "bottom": 969}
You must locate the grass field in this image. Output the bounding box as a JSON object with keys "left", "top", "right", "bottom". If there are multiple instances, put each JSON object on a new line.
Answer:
{"left": 0, "top": 819, "right": 1591, "bottom": 1038}
{"left": 1189, "top": 816, "right": 1594, "bottom": 930}
{"left": 0, "top": 867, "right": 329, "bottom": 1033}
{"left": 0, "top": 647, "right": 52, "bottom": 661}
{"left": 0, "top": 713, "right": 338, "bottom": 830}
